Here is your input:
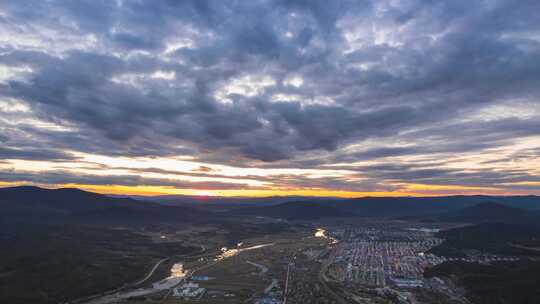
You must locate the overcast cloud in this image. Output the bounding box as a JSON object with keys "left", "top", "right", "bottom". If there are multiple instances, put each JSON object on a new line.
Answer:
{"left": 0, "top": 0, "right": 539, "bottom": 195}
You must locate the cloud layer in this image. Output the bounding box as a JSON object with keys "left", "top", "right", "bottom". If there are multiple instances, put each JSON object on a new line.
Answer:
{"left": 0, "top": 0, "right": 539, "bottom": 195}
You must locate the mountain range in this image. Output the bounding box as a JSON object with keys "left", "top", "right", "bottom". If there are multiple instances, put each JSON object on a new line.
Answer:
{"left": 1, "top": 186, "right": 540, "bottom": 225}
{"left": 0, "top": 186, "right": 211, "bottom": 226}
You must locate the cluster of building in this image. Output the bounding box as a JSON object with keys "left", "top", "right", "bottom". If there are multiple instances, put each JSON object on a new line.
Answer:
{"left": 170, "top": 263, "right": 186, "bottom": 278}
{"left": 329, "top": 228, "right": 444, "bottom": 288}
{"left": 338, "top": 227, "right": 441, "bottom": 243}
{"left": 152, "top": 262, "right": 187, "bottom": 290}
{"left": 255, "top": 297, "right": 282, "bottom": 304}
{"left": 152, "top": 262, "right": 207, "bottom": 300}
{"left": 426, "top": 254, "right": 520, "bottom": 264}
{"left": 172, "top": 282, "right": 206, "bottom": 299}
{"left": 328, "top": 226, "right": 523, "bottom": 292}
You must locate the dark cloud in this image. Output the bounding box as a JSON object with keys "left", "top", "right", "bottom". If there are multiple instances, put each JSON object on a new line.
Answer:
{"left": 0, "top": 169, "right": 256, "bottom": 190}
{"left": 0, "top": 147, "right": 77, "bottom": 161}
{"left": 0, "top": 0, "right": 539, "bottom": 193}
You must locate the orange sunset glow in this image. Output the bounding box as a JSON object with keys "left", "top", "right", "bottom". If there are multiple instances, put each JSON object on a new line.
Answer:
{"left": 1, "top": 0, "right": 539, "bottom": 198}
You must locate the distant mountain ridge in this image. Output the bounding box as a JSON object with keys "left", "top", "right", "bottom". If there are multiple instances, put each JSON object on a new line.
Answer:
{"left": 2, "top": 186, "right": 540, "bottom": 223}
{"left": 134, "top": 195, "right": 540, "bottom": 211}
{"left": 130, "top": 194, "right": 345, "bottom": 207}
{"left": 430, "top": 202, "right": 540, "bottom": 225}
{"left": 233, "top": 200, "right": 349, "bottom": 220}
{"left": 0, "top": 186, "right": 213, "bottom": 226}
{"left": 228, "top": 197, "right": 540, "bottom": 221}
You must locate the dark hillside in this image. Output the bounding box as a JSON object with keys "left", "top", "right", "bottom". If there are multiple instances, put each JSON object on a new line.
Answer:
{"left": 0, "top": 186, "right": 213, "bottom": 226}
{"left": 233, "top": 200, "right": 349, "bottom": 220}
{"left": 428, "top": 222, "right": 540, "bottom": 257}
{"left": 432, "top": 202, "right": 538, "bottom": 225}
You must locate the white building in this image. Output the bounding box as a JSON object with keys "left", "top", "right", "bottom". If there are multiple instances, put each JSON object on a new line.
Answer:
{"left": 173, "top": 282, "right": 206, "bottom": 298}
{"left": 170, "top": 263, "right": 186, "bottom": 278}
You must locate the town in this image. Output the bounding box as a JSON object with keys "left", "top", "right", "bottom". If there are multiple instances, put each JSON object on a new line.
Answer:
{"left": 317, "top": 225, "right": 523, "bottom": 303}
{"left": 77, "top": 221, "right": 528, "bottom": 304}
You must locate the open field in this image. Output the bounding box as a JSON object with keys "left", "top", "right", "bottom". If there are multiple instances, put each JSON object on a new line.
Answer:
{"left": 115, "top": 226, "right": 332, "bottom": 304}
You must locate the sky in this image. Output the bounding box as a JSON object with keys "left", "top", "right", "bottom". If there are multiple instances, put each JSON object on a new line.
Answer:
{"left": 0, "top": 0, "right": 539, "bottom": 197}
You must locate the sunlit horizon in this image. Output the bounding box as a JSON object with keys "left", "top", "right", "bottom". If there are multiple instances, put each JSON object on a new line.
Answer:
{"left": 1, "top": 1, "right": 539, "bottom": 197}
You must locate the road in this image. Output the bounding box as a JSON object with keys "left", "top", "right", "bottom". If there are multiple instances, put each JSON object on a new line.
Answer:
{"left": 162, "top": 243, "right": 276, "bottom": 302}
{"left": 80, "top": 243, "right": 276, "bottom": 304}
{"left": 76, "top": 245, "right": 208, "bottom": 304}
{"left": 282, "top": 262, "right": 292, "bottom": 304}
{"left": 318, "top": 262, "right": 350, "bottom": 304}
{"left": 317, "top": 245, "right": 351, "bottom": 304}
{"left": 246, "top": 260, "right": 269, "bottom": 275}
{"left": 133, "top": 257, "right": 169, "bottom": 286}
{"left": 70, "top": 257, "right": 169, "bottom": 304}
